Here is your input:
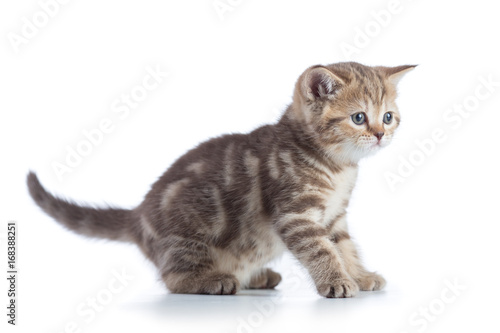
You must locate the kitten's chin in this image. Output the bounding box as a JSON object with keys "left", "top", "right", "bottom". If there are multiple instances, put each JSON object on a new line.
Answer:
{"left": 327, "top": 141, "right": 388, "bottom": 165}
{"left": 360, "top": 140, "right": 392, "bottom": 157}
{"left": 365, "top": 141, "right": 387, "bottom": 152}
{"left": 347, "top": 143, "right": 385, "bottom": 162}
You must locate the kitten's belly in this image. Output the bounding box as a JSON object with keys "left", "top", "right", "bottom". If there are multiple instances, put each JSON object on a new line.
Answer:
{"left": 210, "top": 228, "right": 286, "bottom": 287}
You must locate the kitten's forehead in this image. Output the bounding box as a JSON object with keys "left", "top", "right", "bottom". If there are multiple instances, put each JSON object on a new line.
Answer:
{"left": 327, "top": 62, "right": 390, "bottom": 107}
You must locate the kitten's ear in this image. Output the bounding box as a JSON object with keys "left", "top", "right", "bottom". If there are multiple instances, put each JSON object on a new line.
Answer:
{"left": 302, "top": 66, "right": 345, "bottom": 101}
{"left": 380, "top": 65, "right": 417, "bottom": 86}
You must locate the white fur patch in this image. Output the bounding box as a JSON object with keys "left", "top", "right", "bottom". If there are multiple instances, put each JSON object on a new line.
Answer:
{"left": 268, "top": 149, "right": 280, "bottom": 179}
{"left": 186, "top": 161, "right": 204, "bottom": 175}
{"left": 244, "top": 150, "right": 261, "bottom": 213}
{"left": 323, "top": 166, "right": 358, "bottom": 224}
{"left": 281, "top": 208, "right": 325, "bottom": 227}
{"left": 140, "top": 215, "right": 157, "bottom": 238}
{"left": 160, "top": 178, "right": 190, "bottom": 211}
{"left": 279, "top": 151, "right": 298, "bottom": 178}
{"left": 210, "top": 185, "right": 227, "bottom": 237}
{"left": 224, "top": 143, "right": 235, "bottom": 187}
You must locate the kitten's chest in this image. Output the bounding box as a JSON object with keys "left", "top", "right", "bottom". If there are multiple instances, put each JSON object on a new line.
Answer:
{"left": 321, "top": 166, "right": 358, "bottom": 224}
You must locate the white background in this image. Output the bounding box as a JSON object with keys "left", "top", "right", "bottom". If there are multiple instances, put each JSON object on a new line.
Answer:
{"left": 1, "top": 0, "right": 499, "bottom": 332}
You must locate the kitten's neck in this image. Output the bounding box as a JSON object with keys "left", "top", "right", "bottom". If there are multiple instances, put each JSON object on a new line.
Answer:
{"left": 277, "top": 106, "right": 358, "bottom": 171}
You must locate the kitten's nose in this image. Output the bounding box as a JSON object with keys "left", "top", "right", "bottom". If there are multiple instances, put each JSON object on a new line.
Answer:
{"left": 375, "top": 132, "right": 384, "bottom": 141}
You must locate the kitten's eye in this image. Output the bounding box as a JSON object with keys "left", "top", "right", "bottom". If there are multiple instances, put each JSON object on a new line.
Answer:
{"left": 383, "top": 112, "right": 393, "bottom": 124}
{"left": 351, "top": 112, "right": 366, "bottom": 125}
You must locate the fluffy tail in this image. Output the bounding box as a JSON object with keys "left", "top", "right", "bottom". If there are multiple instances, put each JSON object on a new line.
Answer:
{"left": 27, "top": 172, "right": 134, "bottom": 242}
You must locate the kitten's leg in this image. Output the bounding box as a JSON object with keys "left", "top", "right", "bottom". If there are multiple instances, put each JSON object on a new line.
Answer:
{"left": 248, "top": 268, "right": 282, "bottom": 289}
{"left": 159, "top": 236, "right": 240, "bottom": 295}
{"left": 274, "top": 207, "right": 359, "bottom": 298}
{"left": 163, "top": 271, "right": 240, "bottom": 295}
{"left": 329, "top": 216, "right": 386, "bottom": 291}
{"left": 336, "top": 240, "right": 386, "bottom": 291}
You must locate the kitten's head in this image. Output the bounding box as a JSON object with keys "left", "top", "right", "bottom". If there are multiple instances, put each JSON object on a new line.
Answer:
{"left": 292, "top": 62, "right": 416, "bottom": 164}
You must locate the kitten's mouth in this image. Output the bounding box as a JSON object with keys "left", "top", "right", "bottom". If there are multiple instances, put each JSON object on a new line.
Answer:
{"left": 366, "top": 141, "right": 384, "bottom": 152}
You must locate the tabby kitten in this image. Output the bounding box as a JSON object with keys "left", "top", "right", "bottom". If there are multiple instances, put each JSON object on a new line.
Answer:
{"left": 28, "top": 61, "right": 415, "bottom": 298}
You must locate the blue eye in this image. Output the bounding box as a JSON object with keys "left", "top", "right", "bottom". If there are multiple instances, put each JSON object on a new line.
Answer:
{"left": 351, "top": 112, "right": 365, "bottom": 125}
{"left": 383, "top": 112, "right": 393, "bottom": 124}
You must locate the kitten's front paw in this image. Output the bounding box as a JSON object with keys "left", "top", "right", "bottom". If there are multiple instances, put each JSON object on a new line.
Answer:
{"left": 318, "top": 277, "right": 359, "bottom": 298}
{"left": 356, "top": 272, "right": 386, "bottom": 291}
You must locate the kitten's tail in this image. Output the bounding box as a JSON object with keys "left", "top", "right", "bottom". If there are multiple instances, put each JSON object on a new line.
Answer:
{"left": 27, "top": 172, "right": 135, "bottom": 242}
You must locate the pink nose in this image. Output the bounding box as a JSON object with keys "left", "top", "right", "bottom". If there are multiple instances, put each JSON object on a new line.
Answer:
{"left": 374, "top": 132, "right": 384, "bottom": 141}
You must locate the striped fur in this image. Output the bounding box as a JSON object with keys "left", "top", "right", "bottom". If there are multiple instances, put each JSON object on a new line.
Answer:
{"left": 27, "top": 62, "right": 415, "bottom": 297}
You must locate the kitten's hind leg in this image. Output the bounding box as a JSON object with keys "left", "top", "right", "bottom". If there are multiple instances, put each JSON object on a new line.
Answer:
{"left": 157, "top": 236, "right": 240, "bottom": 295}
{"left": 248, "top": 268, "right": 282, "bottom": 289}
{"left": 163, "top": 270, "right": 240, "bottom": 295}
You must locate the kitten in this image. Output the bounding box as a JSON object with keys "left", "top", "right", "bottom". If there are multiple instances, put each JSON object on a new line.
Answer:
{"left": 27, "top": 61, "right": 415, "bottom": 298}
